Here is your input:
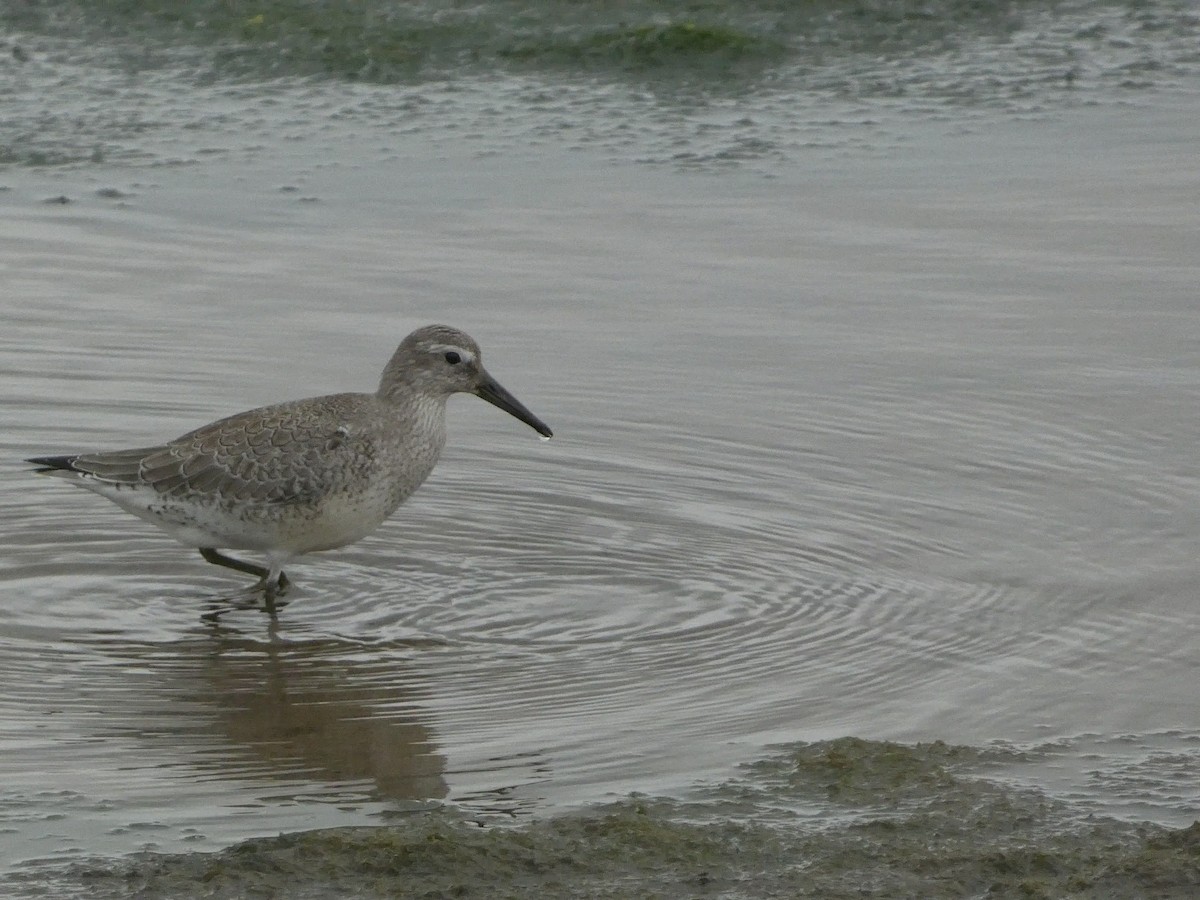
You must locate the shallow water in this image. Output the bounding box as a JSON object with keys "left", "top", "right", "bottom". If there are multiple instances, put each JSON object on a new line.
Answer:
{"left": 1, "top": 0, "right": 1199, "bottom": 894}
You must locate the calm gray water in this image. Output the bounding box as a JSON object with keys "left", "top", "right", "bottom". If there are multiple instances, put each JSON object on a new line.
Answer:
{"left": 1, "top": 0, "right": 1198, "bottom": 895}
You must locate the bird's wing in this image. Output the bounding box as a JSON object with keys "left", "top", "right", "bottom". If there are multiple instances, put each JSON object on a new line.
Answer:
{"left": 67, "top": 393, "right": 380, "bottom": 506}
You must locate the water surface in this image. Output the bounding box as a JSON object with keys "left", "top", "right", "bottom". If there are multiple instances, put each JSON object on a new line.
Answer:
{"left": 1, "top": 0, "right": 1198, "bottom": 894}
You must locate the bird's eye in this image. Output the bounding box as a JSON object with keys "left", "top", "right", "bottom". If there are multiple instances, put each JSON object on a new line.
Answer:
{"left": 444, "top": 351, "right": 462, "bottom": 365}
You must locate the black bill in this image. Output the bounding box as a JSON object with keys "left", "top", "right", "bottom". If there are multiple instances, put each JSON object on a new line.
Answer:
{"left": 476, "top": 374, "right": 553, "bottom": 438}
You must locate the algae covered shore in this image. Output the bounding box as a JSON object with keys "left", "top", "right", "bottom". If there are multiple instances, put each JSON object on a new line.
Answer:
{"left": 23, "top": 739, "right": 1200, "bottom": 898}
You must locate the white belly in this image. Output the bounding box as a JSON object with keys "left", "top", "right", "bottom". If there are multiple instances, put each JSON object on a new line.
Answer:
{"left": 87, "top": 480, "right": 400, "bottom": 555}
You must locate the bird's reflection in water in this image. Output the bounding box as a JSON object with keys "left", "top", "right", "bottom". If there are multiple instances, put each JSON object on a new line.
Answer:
{"left": 84, "top": 618, "right": 448, "bottom": 806}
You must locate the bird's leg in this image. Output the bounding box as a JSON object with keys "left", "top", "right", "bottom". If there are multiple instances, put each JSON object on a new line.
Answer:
{"left": 263, "top": 579, "right": 279, "bottom": 616}
{"left": 261, "top": 559, "right": 287, "bottom": 617}
{"left": 200, "top": 547, "right": 267, "bottom": 579}
{"left": 199, "top": 548, "right": 290, "bottom": 592}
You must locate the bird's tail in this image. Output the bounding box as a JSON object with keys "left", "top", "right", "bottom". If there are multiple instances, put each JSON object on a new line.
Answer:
{"left": 27, "top": 455, "right": 82, "bottom": 473}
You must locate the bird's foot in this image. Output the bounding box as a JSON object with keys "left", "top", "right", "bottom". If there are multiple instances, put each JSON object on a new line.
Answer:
{"left": 244, "top": 576, "right": 289, "bottom": 616}
{"left": 201, "top": 573, "right": 291, "bottom": 621}
{"left": 261, "top": 579, "right": 288, "bottom": 617}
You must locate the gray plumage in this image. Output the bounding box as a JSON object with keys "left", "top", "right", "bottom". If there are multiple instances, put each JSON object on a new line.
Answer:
{"left": 28, "top": 324, "right": 551, "bottom": 609}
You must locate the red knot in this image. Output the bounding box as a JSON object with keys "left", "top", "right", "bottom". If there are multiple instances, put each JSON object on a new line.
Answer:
{"left": 27, "top": 324, "right": 551, "bottom": 612}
